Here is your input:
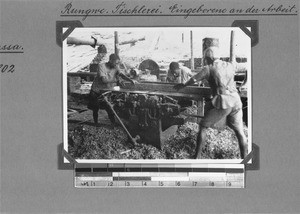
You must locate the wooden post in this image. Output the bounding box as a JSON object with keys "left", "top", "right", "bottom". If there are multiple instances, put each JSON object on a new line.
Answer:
{"left": 182, "top": 33, "right": 184, "bottom": 43}
{"left": 230, "top": 30, "right": 236, "bottom": 63}
{"left": 190, "top": 31, "right": 194, "bottom": 70}
{"left": 114, "top": 31, "right": 119, "bottom": 57}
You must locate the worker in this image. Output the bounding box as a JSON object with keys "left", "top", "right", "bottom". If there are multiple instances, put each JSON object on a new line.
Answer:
{"left": 166, "top": 62, "right": 193, "bottom": 83}
{"left": 174, "top": 47, "right": 247, "bottom": 159}
{"left": 88, "top": 54, "right": 136, "bottom": 125}
{"left": 89, "top": 44, "right": 107, "bottom": 72}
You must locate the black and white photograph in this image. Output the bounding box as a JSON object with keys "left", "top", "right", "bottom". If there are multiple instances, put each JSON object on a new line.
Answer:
{"left": 63, "top": 27, "right": 252, "bottom": 162}
{"left": 2, "top": 0, "right": 300, "bottom": 211}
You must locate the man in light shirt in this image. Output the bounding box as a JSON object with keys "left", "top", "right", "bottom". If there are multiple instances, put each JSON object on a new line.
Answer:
{"left": 88, "top": 54, "right": 136, "bottom": 125}
{"left": 166, "top": 62, "right": 193, "bottom": 84}
{"left": 174, "top": 47, "right": 247, "bottom": 159}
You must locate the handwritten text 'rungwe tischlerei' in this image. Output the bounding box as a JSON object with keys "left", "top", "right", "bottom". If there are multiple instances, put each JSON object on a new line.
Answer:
{"left": 60, "top": 2, "right": 298, "bottom": 20}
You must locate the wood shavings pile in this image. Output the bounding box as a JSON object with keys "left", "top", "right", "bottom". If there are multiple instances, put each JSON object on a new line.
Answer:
{"left": 68, "top": 122, "right": 247, "bottom": 160}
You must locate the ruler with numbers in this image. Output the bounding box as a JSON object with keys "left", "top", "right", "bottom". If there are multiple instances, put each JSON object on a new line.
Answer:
{"left": 74, "top": 163, "right": 244, "bottom": 188}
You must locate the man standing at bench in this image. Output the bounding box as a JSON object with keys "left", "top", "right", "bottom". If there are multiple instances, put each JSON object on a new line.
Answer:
{"left": 174, "top": 47, "right": 247, "bottom": 159}
{"left": 89, "top": 44, "right": 108, "bottom": 73}
{"left": 88, "top": 53, "right": 136, "bottom": 125}
{"left": 166, "top": 62, "right": 193, "bottom": 84}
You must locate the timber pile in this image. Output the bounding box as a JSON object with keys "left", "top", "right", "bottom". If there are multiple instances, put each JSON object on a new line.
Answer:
{"left": 65, "top": 45, "right": 98, "bottom": 73}
{"left": 65, "top": 31, "right": 194, "bottom": 73}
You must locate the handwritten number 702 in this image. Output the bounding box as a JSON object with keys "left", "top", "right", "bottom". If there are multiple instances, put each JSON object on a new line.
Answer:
{"left": 0, "top": 64, "right": 15, "bottom": 73}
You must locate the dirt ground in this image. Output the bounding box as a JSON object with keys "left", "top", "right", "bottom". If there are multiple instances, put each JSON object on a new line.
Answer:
{"left": 67, "top": 108, "right": 248, "bottom": 160}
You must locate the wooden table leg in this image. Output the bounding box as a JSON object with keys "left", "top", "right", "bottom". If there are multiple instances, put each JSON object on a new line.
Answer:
{"left": 197, "top": 97, "right": 205, "bottom": 123}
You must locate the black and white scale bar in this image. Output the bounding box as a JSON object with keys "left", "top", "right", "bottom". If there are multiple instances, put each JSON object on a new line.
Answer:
{"left": 75, "top": 167, "right": 244, "bottom": 173}
{"left": 74, "top": 164, "right": 244, "bottom": 188}
{"left": 75, "top": 175, "right": 244, "bottom": 188}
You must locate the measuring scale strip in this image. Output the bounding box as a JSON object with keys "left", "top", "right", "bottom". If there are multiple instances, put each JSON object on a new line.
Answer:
{"left": 75, "top": 167, "right": 244, "bottom": 173}
{"left": 75, "top": 179, "right": 244, "bottom": 188}
{"left": 75, "top": 173, "right": 244, "bottom": 188}
{"left": 74, "top": 164, "right": 244, "bottom": 188}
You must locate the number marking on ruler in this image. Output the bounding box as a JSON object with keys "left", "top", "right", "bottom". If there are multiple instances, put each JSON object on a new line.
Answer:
{"left": 74, "top": 164, "right": 245, "bottom": 188}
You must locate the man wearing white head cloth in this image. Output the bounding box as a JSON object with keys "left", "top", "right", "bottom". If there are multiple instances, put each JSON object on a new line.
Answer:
{"left": 174, "top": 47, "right": 247, "bottom": 159}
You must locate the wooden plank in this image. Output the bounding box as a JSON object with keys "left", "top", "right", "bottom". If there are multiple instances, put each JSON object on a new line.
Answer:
{"left": 67, "top": 37, "right": 98, "bottom": 46}
{"left": 120, "top": 82, "right": 212, "bottom": 98}
{"left": 119, "top": 37, "right": 145, "bottom": 46}
{"left": 67, "top": 74, "right": 212, "bottom": 99}
{"left": 68, "top": 72, "right": 96, "bottom": 77}
{"left": 99, "top": 88, "right": 209, "bottom": 101}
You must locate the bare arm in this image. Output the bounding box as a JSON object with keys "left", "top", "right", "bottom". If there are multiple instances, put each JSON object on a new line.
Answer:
{"left": 193, "top": 67, "right": 210, "bottom": 81}
{"left": 97, "top": 64, "right": 118, "bottom": 84}
{"left": 118, "top": 72, "right": 133, "bottom": 82}
{"left": 100, "top": 76, "right": 117, "bottom": 84}
{"left": 184, "top": 67, "right": 209, "bottom": 86}
{"left": 174, "top": 66, "right": 209, "bottom": 90}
